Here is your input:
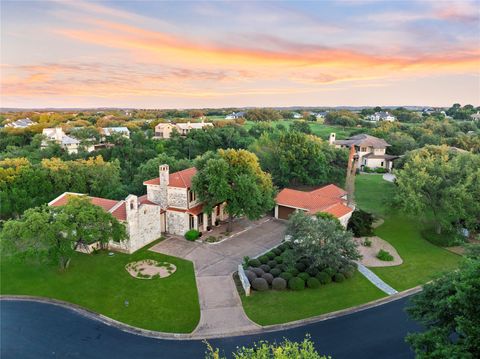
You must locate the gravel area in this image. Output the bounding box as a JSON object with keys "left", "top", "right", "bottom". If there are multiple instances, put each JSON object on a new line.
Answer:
{"left": 355, "top": 236, "right": 403, "bottom": 267}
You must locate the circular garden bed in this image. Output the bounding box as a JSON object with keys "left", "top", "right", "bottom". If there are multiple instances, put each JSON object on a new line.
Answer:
{"left": 125, "top": 259, "right": 177, "bottom": 279}
{"left": 244, "top": 242, "right": 356, "bottom": 292}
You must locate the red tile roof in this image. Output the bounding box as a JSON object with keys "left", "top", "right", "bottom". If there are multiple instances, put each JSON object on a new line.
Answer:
{"left": 110, "top": 202, "right": 127, "bottom": 221}
{"left": 276, "top": 184, "right": 352, "bottom": 218}
{"left": 143, "top": 167, "right": 197, "bottom": 188}
{"left": 49, "top": 193, "right": 119, "bottom": 212}
{"left": 187, "top": 203, "right": 203, "bottom": 216}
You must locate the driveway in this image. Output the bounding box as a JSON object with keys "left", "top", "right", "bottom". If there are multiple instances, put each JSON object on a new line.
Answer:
{"left": 149, "top": 217, "right": 286, "bottom": 337}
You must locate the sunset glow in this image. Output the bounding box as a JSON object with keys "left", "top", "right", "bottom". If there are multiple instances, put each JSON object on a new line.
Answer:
{"left": 1, "top": 0, "right": 479, "bottom": 108}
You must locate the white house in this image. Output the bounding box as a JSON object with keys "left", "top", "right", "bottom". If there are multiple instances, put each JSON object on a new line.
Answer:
{"left": 470, "top": 112, "right": 480, "bottom": 121}
{"left": 154, "top": 120, "right": 213, "bottom": 139}
{"left": 330, "top": 133, "right": 398, "bottom": 171}
{"left": 369, "top": 111, "right": 396, "bottom": 122}
{"left": 100, "top": 127, "right": 130, "bottom": 138}
{"left": 41, "top": 128, "right": 89, "bottom": 154}
{"left": 225, "top": 111, "right": 246, "bottom": 120}
{"left": 5, "top": 118, "right": 36, "bottom": 128}
{"left": 292, "top": 112, "right": 303, "bottom": 119}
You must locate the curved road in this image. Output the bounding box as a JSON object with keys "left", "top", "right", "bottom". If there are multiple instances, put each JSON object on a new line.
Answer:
{"left": 1, "top": 297, "right": 420, "bottom": 358}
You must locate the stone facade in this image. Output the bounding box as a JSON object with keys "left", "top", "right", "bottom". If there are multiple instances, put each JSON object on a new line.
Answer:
{"left": 166, "top": 210, "right": 189, "bottom": 236}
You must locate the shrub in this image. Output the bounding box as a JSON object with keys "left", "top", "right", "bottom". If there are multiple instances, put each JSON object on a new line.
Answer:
{"left": 306, "top": 267, "right": 319, "bottom": 277}
{"left": 244, "top": 270, "right": 257, "bottom": 284}
{"left": 315, "top": 212, "right": 342, "bottom": 229}
{"left": 248, "top": 258, "right": 261, "bottom": 267}
{"left": 375, "top": 167, "right": 388, "bottom": 173}
{"left": 295, "top": 262, "right": 306, "bottom": 272}
{"left": 421, "top": 227, "right": 463, "bottom": 247}
{"left": 316, "top": 272, "right": 332, "bottom": 284}
{"left": 347, "top": 209, "right": 374, "bottom": 237}
{"left": 184, "top": 229, "right": 200, "bottom": 241}
{"left": 298, "top": 272, "right": 310, "bottom": 281}
{"left": 278, "top": 243, "right": 287, "bottom": 251}
{"left": 252, "top": 267, "right": 265, "bottom": 277}
{"left": 333, "top": 273, "right": 346, "bottom": 283}
{"left": 275, "top": 264, "right": 287, "bottom": 272}
{"left": 288, "top": 268, "right": 300, "bottom": 276}
{"left": 262, "top": 273, "right": 274, "bottom": 284}
{"left": 260, "top": 264, "right": 271, "bottom": 273}
{"left": 324, "top": 267, "right": 336, "bottom": 277}
{"left": 342, "top": 270, "right": 354, "bottom": 279}
{"left": 274, "top": 256, "right": 283, "bottom": 264}
{"left": 273, "top": 248, "right": 282, "bottom": 256}
{"left": 252, "top": 278, "right": 269, "bottom": 291}
{"left": 288, "top": 277, "right": 305, "bottom": 291}
{"left": 267, "top": 260, "right": 277, "bottom": 268}
{"left": 307, "top": 277, "right": 321, "bottom": 289}
{"left": 377, "top": 249, "right": 394, "bottom": 261}
{"left": 266, "top": 251, "right": 276, "bottom": 260}
{"left": 271, "top": 277, "right": 287, "bottom": 290}
{"left": 259, "top": 255, "right": 269, "bottom": 264}
{"left": 280, "top": 272, "right": 293, "bottom": 281}
{"left": 270, "top": 268, "right": 282, "bottom": 277}
{"left": 363, "top": 238, "right": 372, "bottom": 247}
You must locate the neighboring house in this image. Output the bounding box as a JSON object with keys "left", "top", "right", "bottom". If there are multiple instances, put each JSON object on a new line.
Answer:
{"left": 274, "top": 184, "right": 353, "bottom": 227}
{"left": 368, "top": 111, "right": 396, "bottom": 122}
{"left": 41, "top": 128, "right": 91, "bottom": 154}
{"left": 100, "top": 127, "right": 130, "bottom": 138}
{"left": 470, "top": 112, "right": 480, "bottom": 121}
{"left": 315, "top": 111, "right": 328, "bottom": 120}
{"left": 225, "top": 111, "right": 246, "bottom": 120}
{"left": 292, "top": 112, "right": 303, "bottom": 119}
{"left": 154, "top": 120, "right": 213, "bottom": 139}
{"left": 330, "top": 133, "right": 398, "bottom": 171}
{"left": 5, "top": 118, "right": 36, "bottom": 128}
{"left": 48, "top": 192, "right": 162, "bottom": 254}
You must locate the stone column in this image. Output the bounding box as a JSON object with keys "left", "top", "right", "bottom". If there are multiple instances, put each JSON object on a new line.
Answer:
{"left": 203, "top": 213, "right": 208, "bottom": 232}
{"left": 193, "top": 215, "right": 198, "bottom": 230}
{"left": 274, "top": 205, "right": 279, "bottom": 219}
{"left": 212, "top": 207, "right": 217, "bottom": 226}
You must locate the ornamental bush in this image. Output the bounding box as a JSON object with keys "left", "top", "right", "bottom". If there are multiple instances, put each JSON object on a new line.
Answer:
{"left": 267, "top": 260, "right": 277, "bottom": 268}
{"left": 324, "top": 267, "right": 336, "bottom": 277}
{"left": 377, "top": 249, "right": 394, "bottom": 261}
{"left": 266, "top": 251, "right": 276, "bottom": 260}
{"left": 306, "top": 267, "right": 319, "bottom": 277}
{"left": 274, "top": 256, "right": 283, "bottom": 264}
{"left": 271, "top": 277, "right": 287, "bottom": 290}
{"left": 288, "top": 277, "right": 305, "bottom": 291}
{"left": 316, "top": 272, "right": 332, "bottom": 284}
{"left": 307, "top": 277, "right": 321, "bottom": 289}
{"left": 342, "top": 270, "right": 354, "bottom": 279}
{"left": 262, "top": 273, "right": 274, "bottom": 284}
{"left": 280, "top": 272, "right": 293, "bottom": 281}
{"left": 295, "top": 262, "right": 307, "bottom": 272}
{"left": 252, "top": 267, "right": 265, "bottom": 277}
{"left": 298, "top": 272, "right": 310, "bottom": 281}
{"left": 273, "top": 248, "right": 282, "bottom": 256}
{"left": 278, "top": 243, "right": 287, "bottom": 251}
{"left": 270, "top": 268, "right": 282, "bottom": 277}
{"left": 288, "top": 268, "right": 300, "bottom": 276}
{"left": 333, "top": 273, "right": 346, "bottom": 283}
{"left": 252, "top": 278, "right": 269, "bottom": 291}
{"left": 259, "top": 255, "right": 269, "bottom": 264}
{"left": 260, "top": 264, "right": 271, "bottom": 273}
{"left": 184, "top": 229, "right": 200, "bottom": 241}
{"left": 244, "top": 270, "right": 257, "bottom": 284}
{"left": 248, "top": 258, "right": 261, "bottom": 267}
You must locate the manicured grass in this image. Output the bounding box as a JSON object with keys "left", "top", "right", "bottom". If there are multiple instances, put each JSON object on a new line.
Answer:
{"left": 242, "top": 271, "right": 386, "bottom": 325}
{"left": 355, "top": 175, "right": 461, "bottom": 291}
{"left": 0, "top": 241, "right": 200, "bottom": 333}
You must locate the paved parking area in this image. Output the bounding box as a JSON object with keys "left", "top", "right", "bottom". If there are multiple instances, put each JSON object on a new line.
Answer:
{"left": 149, "top": 217, "right": 286, "bottom": 337}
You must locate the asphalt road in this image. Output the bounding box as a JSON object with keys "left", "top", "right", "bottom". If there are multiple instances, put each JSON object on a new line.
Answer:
{"left": 1, "top": 297, "right": 420, "bottom": 359}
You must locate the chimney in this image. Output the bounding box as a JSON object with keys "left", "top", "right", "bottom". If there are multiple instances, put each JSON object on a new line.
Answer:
{"left": 329, "top": 132, "right": 336, "bottom": 145}
{"left": 159, "top": 164, "right": 169, "bottom": 186}
{"left": 158, "top": 164, "right": 169, "bottom": 209}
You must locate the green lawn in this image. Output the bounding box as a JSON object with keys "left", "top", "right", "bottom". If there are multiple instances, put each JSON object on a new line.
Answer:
{"left": 355, "top": 175, "right": 461, "bottom": 291}
{"left": 0, "top": 241, "right": 200, "bottom": 333}
{"left": 242, "top": 271, "right": 386, "bottom": 325}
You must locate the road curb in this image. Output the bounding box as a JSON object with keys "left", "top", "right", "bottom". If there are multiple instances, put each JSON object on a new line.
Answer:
{"left": 0, "top": 286, "right": 422, "bottom": 340}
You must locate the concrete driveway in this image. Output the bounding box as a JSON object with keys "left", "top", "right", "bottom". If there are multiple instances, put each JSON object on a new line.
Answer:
{"left": 149, "top": 217, "right": 286, "bottom": 337}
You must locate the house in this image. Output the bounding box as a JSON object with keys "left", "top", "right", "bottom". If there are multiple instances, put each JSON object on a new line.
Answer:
{"left": 274, "top": 184, "right": 353, "bottom": 227}
{"left": 315, "top": 111, "right": 328, "bottom": 120}
{"left": 5, "top": 118, "right": 36, "bottom": 128}
{"left": 368, "top": 111, "right": 396, "bottom": 122}
{"left": 154, "top": 120, "right": 213, "bottom": 139}
{"left": 225, "top": 111, "right": 246, "bottom": 120}
{"left": 292, "top": 112, "right": 303, "bottom": 119}
{"left": 100, "top": 127, "right": 130, "bottom": 138}
{"left": 470, "top": 112, "right": 480, "bottom": 121}
{"left": 48, "top": 192, "right": 162, "bottom": 254}
{"left": 329, "top": 133, "right": 398, "bottom": 171}
{"left": 41, "top": 128, "right": 90, "bottom": 154}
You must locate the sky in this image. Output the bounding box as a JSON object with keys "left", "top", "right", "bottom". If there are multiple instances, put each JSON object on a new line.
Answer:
{"left": 1, "top": 0, "right": 479, "bottom": 109}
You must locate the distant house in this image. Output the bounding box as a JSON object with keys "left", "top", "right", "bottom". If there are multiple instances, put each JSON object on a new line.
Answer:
{"left": 100, "top": 127, "right": 130, "bottom": 138}
{"left": 315, "top": 111, "right": 328, "bottom": 120}
{"left": 154, "top": 120, "right": 213, "bottom": 139}
{"left": 225, "top": 111, "right": 246, "bottom": 120}
{"left": 5, "top": 118, "right": 36, "bottom": 128}
{"left": 330, "top": 133, "right": 398, "bottom": 172}
{"left": 41, "top": 128, "right": 90, "bottom": 154}
{"left": 368, "top": 111, "right": 396, "bottom": 122}
{"left": 275, "top": 184, "right": 353, "bottom": 227}
{"left": 292, "top": 112, "right": 303, "bottom": 119}
{"left": 470, "top": 112, "right": 480, "bottom": 121}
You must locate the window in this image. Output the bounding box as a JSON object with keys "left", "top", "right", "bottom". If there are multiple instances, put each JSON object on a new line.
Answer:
{"left": 189, "top": 191, "right": 196, "bottom": 202}
{"left": 380, "top": 161, "right": 384, "bottom": 167}
{"left": 360, "top": 147, "right": 367, "bottom": 152}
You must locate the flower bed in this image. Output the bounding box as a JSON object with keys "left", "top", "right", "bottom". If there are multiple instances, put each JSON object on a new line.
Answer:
{"left": 125, "top": 259, "right": 177, "bottom": 279}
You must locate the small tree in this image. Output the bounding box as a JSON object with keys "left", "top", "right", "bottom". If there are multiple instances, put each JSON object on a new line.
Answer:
{"left": 192, "top": 149, "right": 275, "bottom": 232}
{"left": 1, "top": 196, "right": 126, "bottom": 270}
{"left": 286, "top": 211, "right": 360, "bottom": 271}
{"left": 347, "top": 209, "right": 374, "bottom": 237}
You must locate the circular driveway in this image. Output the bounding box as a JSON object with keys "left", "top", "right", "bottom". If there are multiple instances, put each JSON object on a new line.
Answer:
{"left": 1, "top": 296, "right": 420, "bottom": 358}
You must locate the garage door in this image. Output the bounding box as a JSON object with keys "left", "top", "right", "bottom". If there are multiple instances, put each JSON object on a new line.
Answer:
{"left": 278, "top": 205, "right": 297, "bottom": 220}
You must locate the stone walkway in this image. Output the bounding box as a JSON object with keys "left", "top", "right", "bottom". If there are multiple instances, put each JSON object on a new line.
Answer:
{"left": 356, "top": 262, "right": 398, "bottom": 295}
{"left": 149, "top": 217, "right": 286, "bottom": 337}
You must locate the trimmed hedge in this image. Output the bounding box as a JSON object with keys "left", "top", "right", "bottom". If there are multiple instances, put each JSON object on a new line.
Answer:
{"left": 278, "top": 243, "right": 287, "bottom": 251}
{"left": 252, "top": 278, "right": 269, "bottom": 291}
{"left": 259, "top": 255, "right": 269, "bottom": 264}
{"left": 288, "top": 277, "right": 305, "bottom": 291}
{"left": 270, "top": 268, "right": 282, "bottom": 277}
{"left": 184, "top": 229, "right": 200, "bottom": 241}
{"left": 377, "top": 249, "right": 394, "bottom": 261}
{"left": 295, "top": 262, "right": 306, "bottom": 272}
{"left": 316, "top": 272, "right": 332, "bottom": 284}
{"left": 333, "top": 273, "right": 346, "bottom": 283}
{"left": 266, "top": 251, "right": 276, "bottom": 260}
{"left": 267, "top": 260, "right": 277, "bottom": 268}
{"left": 280, "top": 272, "right": 293, "bottom": 281}
{"left": 288, "top": 268, "right": 300, "bottom": 276}
{"left": 306, "top": 277, "right": 321, "bottom": 289}
{"left": 260, "top": 264, "right": 271, "bottom": 273}
{"left": 247, "top": 259, "right": 261, "bottom": 267}
{"left": 298, "top": 272, "right": 310, "bottom": 281}
{"left": 272, "top": 277, "right": 287, "bottom": 290}
{"left": 306, "top": 267, "right": 319, "bottom": 277}
{"left": 273, "top": 248, "right": 282, "bottom": 256}
{"left": 244, "top": 270, "right": 257, "bottom": 284}
{"left": 274, "top": 256, "right": 283, "bottom": 264}
{"left": 262, "top": 273, "right": 274, "bottom": 284}
{"left": 324, "top": 267, "right": 336, "bottom": 277}
{"left": 251, "top": 267, "right": 265, "bottom": 277}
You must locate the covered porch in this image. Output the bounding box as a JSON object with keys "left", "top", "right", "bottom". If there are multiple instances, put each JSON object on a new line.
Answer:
{"left": 188, "top": 202, "right": 228, "bottom": 233}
